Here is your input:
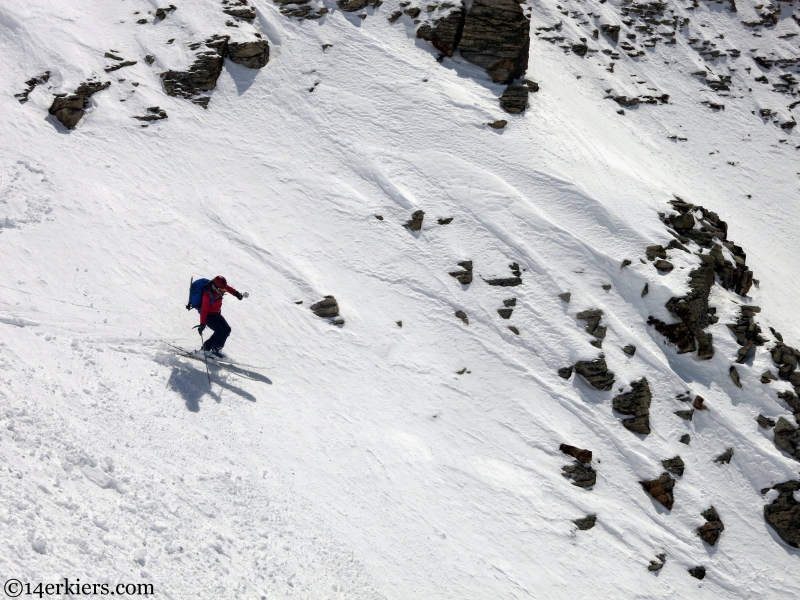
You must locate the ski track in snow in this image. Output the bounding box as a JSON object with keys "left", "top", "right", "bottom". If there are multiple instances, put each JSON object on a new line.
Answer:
{"left": 1, "top": 0, "right": 800, "bottom": 597}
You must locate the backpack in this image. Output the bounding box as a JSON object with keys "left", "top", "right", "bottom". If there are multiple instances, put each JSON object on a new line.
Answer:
{"left": 186, "top": 278, "right": 210, "bottom": 311}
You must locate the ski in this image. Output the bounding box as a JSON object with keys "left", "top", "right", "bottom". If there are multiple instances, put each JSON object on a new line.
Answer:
{"left": 163, "top": 343, "right": 264, "bottom": 370}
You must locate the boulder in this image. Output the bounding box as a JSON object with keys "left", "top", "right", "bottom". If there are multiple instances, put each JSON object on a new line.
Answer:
{"left": 416, "top": 4, "right": 466, "bottom": 56}
{"left": 688, "top": 566, "right": 706, "bottom": 580}
{"left": 487, "top": 120, "right": 507, "bottom": 129}
{"left": 573, "top": 515, "right": 596, "bottom": 530}
{"left": 679, "top": 433, "right": 691, "bottom": 445}
{"left": 600, "top": 24, "right": 620, "bottom": 42}
{"left": 559, "top": 443, "right": 592, "bottom": 463}
{"left": 155, "top": 5, "right": 177, "bottom": 21}
{"left": 661, "top": 455, "right": 684, "bottom": 476}
{"left": 612, "top": 378, "right": 651, "bottom": 434}
{"left": 133, "top": 106, "right": 168, "bottom": 122}
{"left": 455, "top": 310, "right": 469, "bottom": 324}
{"left": 558, "top": 292, "right": 571, "bottom": 303}
{"left": 404, "top": 210, "right": 425, "bottom": 231}
{"left": 698, "top": 506, "right": 724, "bottom": 545}
{"left": 576, "top": 309, "right": 604, "bottom": 337}
{"left": 674, "top": 409, "right": 694, "bottom": 421}
{"left": 557, "top": 366, "right": 573, "bottom": 379}
{"left": 774, "top": 417, "right": 800, "bottom": 460}
{"left": 162, "top": 40, "right": 227, "bottom": 101}
{"left": 48, "top": 79, "right": 111, "bottom": 129}
{"left": 561, "top": 461, "right": 596, "bottom": 488}
{"left": 458, "top": 0, "right": 531, "bottom": 84}
{"left": 449, "top": 260, "right": 473, "bottom": 284}
{"left": 764, "top": 480, "right": 800, "bottom": 547}
{"left": 499, "top": 80, "right": 538, "bottom": 114}
{"left": 758, "top": 414, "right": 776, "bottom": 429}
{"left": 654, "top": 259, "right": 673, "bottom": 272}
{"left": 310, "top": 296, "right": 340, "bottom": 318}
{"left": 714, "top": 447, "right": 733, "bottom": 464}
{"left": 497, "top": 308, "right": 513, "bottom": 319}
{"left": 223, "top": 6, "right": 256, "bottom": 20}
{"left": 729, "top": 365, "right": 742, "bottom": 388}
{"left": 648, "top": 553, "right": 667, "bottom": 571}
{"left": 646, "top": 244, "right": 667, "bottom": 260}
{"left": 227, "top": 40, "right": 269, "bottom": 68}
{"left": 641, "top": 472, "right": 675, "bottom": 510}
{"left": 778, "top": 390, "right": 800, "bottom": 413}
{"left": 485, "top": 262, "right": 522, "bottom": 286}
{"left": 622, "top": 345, "right": 636, "bottom": 356}
{"left": 574, "top": 356, "right": 615, "bottom": 391}
{"left": 338, "top": 0, "right": 382, "bottom": 10}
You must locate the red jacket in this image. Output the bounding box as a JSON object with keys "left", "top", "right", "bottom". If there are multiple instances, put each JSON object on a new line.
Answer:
{"left": 199, "top": 285, "right": 239, "bottom": 325}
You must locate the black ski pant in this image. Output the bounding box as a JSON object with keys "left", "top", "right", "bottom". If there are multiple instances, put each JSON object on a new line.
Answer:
{"left": 203, "top": 313, "right": 231, "bottom": 351}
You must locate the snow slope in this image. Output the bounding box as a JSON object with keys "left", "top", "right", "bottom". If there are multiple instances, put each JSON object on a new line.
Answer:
{"left": 1, "top": 0, "right": 799, "bottom": 597}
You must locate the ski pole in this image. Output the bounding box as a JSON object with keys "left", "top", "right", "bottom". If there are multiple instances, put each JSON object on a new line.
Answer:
{"left": 198, "top": 328, "right": 211, "bottom": 386}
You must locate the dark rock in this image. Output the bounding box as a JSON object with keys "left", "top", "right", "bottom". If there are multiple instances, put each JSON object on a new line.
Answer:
{"left": 693, "top": 396, "right": 708, "bottom": 410}
{"left": 589, "top": 340, "right": 603, "bottom": 348}
{"left": 137, "top": 18, "right": 148, "bottom": 24}
{"left": 613, "top": 378, "right": 651, "bottom": 434}
{"left": 403, "top": 6, "right": 421, "bottom": 17}
{"left": 145, "top": 55, "right": 155, "bottom": 65}
{"left": 729, "top": 365, "right": 742, "bottom": 388}
{"left": 455, "top": 310, "right": 469, "bottom": 324}
{"left": 714, "top": 447, "right": 733, "bottom": 464}
{"left": 404, "top": 210, "right": 425, "bottom": 231}
{"left": 487, "top": 119, "right": 507, "bottom": 129}
{"left": 310, "top": 295, "right": 339, "bottom": 318}
{"left": 48, "top": 79, "right": 111, "bottom": 129}
{"left": 654, "top": 260, "right": 673, "bottom": 272}
{"left": 680, "top": 434, "right": 691, "bottom": 445}
{"left": 573, "top": 515, "right": 596, "bottom": 530}
{"left": 456, "top": 367, "right": 467, "bottom": 374}
{"left": 223, "top": 6, "right": 256, "bottom": 20}
{"left": 227, "top": 40, "right": 269, "bottom": 69}
{"left": 397, "top": 320, "right": 402, "bottom": 327}
{"left": 388, "top": 10, "right": 403, "bottom": 22}
{"left": 375, "top": 215, "right": 384, "bottom": 220}
{"left": 772, "top": 342, "right": 799, "bottom": 380}
{"left": 601, "top": 284, "right": 611, "bottom": 291}
{"left": 641, "top": 472, "right": 675, "bottom": 510}
{"left": 646, "top": 244, "right": 667, "bottom": 260}
{"left": 622, "top": 345, "right": 636, "bottom": 356}
{"left": 485, "top": 262, "right": 522, "bottom": 286}
{"left": 600, "top": 24, "right": 620, "bottom": 42}
{"left": 562, "top": 461, "right": 596, "bottom": 488}
{"left": 576, "top": 309, "right": 604, "bottom": 337}
{"left": 648, "top": 317, "right": 695, "bottom": 354}
{"left": 574, "top": 357, "right": 615, "bottom": 391}
{"left": 503, "top": 298, "right": 516, "bottom": 307}
{"left": 661, "top": 456, "right": 684, "bottom": 476}
{"left": 774, "top": 417, "right": 800, "bottom": 460}
{"left": 508, "top": 325, "right": 519, "bottom": 335}
{"left": 155, "top": 5, "right": 177, "bottom": 20}
{"left": 758, "top": 414, "right": 776, "bottom": 429}
{"left": 559, "top": 443, "right": 592, "bottom": 463}
{"left": 162, "top": 37, "right": 230, "bottom": 103}
{"left": 458, "top": 0, "right": 531, "bottom": 84}
{"left": 764, "top": 480, "right": 800, "bottom": 547}
{"left": 621, "top": 259, "right": 632, "bottom": 268}
{"left": 14, "top": 71, "right": 50, "bottom": 103}
{"left": 499, "top": 81, "right": 536, "bottom": 114}
{"left": 778, "top": 390, "right": 800, "bottom": 413}
{"left": 558, "top": 366, "right": 573, "bottom": 379}
{"left": 416, "top": 3, "right": 466, "bottom": 56}
{"left": 698, "top": 506, "right": 724, "bottom": 545}
{"left": 761, "top": 370, "right": 778, "bottom": 383}
{"left": 674, "top": 409, "right": 694, "bottom": 421}
{"left": 497, "top": 308, "right": 513, "bottom": 319}
{"left": 614, "top": 96, "right": 640, "bottom": 108}
{"left": 688, "top": 566, "right": 706, "bottom": 580}
{"left": 133, "top": 106, "right": 168, "bottom": 121}
{"left": 449, "top": 260, "right": 473, "bottom": 285}
{"left": 558, "top": 292, "right": 571, "bottom": 303}
{"left": 572, "top": 43, "right": 588, "bottom": 56}
{"left": 641, "top": 283, "right": 649, "bottom": 297}
{"left": 648, "top": 553, "right": 667, "bottom": 571}
{"left": 438, "top": 217, "right": 453, "bottom": 224}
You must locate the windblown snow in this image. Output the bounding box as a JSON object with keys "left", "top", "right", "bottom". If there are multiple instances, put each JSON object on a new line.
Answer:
{"left": 1, "top": 0, "right": 800, "bottom": 598}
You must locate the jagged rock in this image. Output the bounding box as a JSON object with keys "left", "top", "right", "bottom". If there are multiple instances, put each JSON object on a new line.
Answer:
{"left": 458, "top": 0, "right": 531, "bottom": 84}
{"left": 558, "top": 292, "right": 571, "bottom": 303}
{"left": 397, "top": 320, "right": 402, "bottom": 327}
{"left": 574, "top": 357, "right": 615, "bottom": 391}
{"left": 404, "top": 210, "right": 425, "bottom": 231}
{"left": 727, "top": 305, "right": 765, "bottom": 348}
{"left": 674, "top": 408, "right": 694, "bottom": 420}
{"left": 641, "top": 472, "right": 675, "bottom": 510}
{"left": 688, "top": 566, "right": 706, "bottom": 580}
{"left": 227, "top": 40, "right": 270, "bottom": 68}
{"left": 646, "top": 244, "right": 667, "bottom": 260}
{"left": 761, "top": 370, "right": 778, "bottom": 383}
{"left": 487, "top": 120, "right": 507, "bottom": 129}
{"left": 576, "top": 309, "right": 604, "bottom": 338}
{"left": 661, "top": 455, "right": 684, "bottom": 476}
{"left": 572, "top": 43, "right": 587, "bottom": 57}
{"left": 600, "top": 23, "right": 620, "bottom": 42}
{"left": 693, "top": 396, "right": 708, "bottom": 410}
{"left": 455, "top": 310, "right": 469, "bottom": 324}
{"left": 764, "top": 480, "right": 800, "bottom": 547}
{"left": 654, "top": 260, "right": 673, "bottom": 272}
{"left": 648, "top": 317, "right": 695, "bottom": 354}
{"left": 162, "top": 38, "right": 227, "bottom": 102}
{"left": 777, "top": 390, "right": 800, "bottom": 413}
{"left": 729, "top": 365, "right": 742, "bottom": 388}
{"left": 485, "top": 262, "right": 522, "bottom": 286}
{"left": 562, "top": 461, "right": 596, "bottom": 488}
{"left": 133, "top": 106, "right": 168, "bottom": 122}
{"left": 771, "top": 342, "right": 800, "bottom": 381}
{"left": 648, "top": 553, "right": 667, "bottom": 571}
{"left": 310, "top": 295, "right": 340, "bottom": 318}
{"left": 155, "top": 5, "right": 177, "bottom": 20}
{"left": 641, "top": 283, "right": 649, "bottom": 297}
{"left": 558, "top": 366, "right": 573, "bottom": 379}
{"left": 613, "top": 378, "right": 651, "bottom": 434}
{"left": 698, "top": 506, "right": 724, "bottom": 545}
{"left": 499, "top": 80, "right": 538, "bottom": 114}
{"left": 573, "top": 515, "right": 596, "bottom": 530}
{"left": 104, "top": 59, "right": 137, "bottom": 73}
{"left": 601, "top": 284, "right": 611, "bottom": 291}
{"left": 145, "top": 55, "right": 156, "bottom": 65}
{"left": 758, "top": 414, "right": 776, "bottom": 429}
{"left": 416, "top": 3, "right": 466, "bottom": 56}
{"left": 559, "top": 443, "right": 592, "bottom": 463}
{"left": 449, "top": 260, "right": 473, "bottom": 284}
{"left": 619, "top": 345, "right": 635, "bottom": 357}
{"left": 438, "top": 217, "right": 453, "bottom": 224}
{"left": 388, "top": 10, "right": 403, "bottom": 21}
{"left": 48, "top": 80, "right": 111, "bottom": 129}
{"left": 680, "top": 434, "right": 690, "bottom": 445}
{"left": 15, "top": 71, "right": 50, "bottom": 103}
{"left": 497, "top": 308, "right": 513, "bottom": 319}
{"left": 404, "top": 6, "right": 421, "bottom": 17}
{"left": 589, "top": 340, "right": 603, "bottom": 349}
{"left": 508, "top": 325, "right": 519, "bottom": 335}
{"left": 774, "top": 417, "right": 800, "bottom": 460}
{"left": 714, "top": 447, "right": 733, "bottom": 464}
{"left": 224, "top": 6, "right": 256, "bottom": 20}
{"left": 621, "top": 259, "right": 632, "bottom": 268}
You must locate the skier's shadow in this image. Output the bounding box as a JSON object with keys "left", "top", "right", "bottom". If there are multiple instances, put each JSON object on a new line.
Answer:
{"left": 166, "top": 364, "right": 259, "bottom": 412}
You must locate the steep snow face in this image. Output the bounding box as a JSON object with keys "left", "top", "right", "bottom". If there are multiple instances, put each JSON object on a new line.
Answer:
{"left": 1, "top": 0, "right": 799, "bottom": 598}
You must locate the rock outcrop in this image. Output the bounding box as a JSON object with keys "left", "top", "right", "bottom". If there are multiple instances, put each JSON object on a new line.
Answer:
{"left": 133, "top": 106, "right": 168, "bottom": 122}
{"left": 576, "top": 309, "right": 606, "bottom": 340}
{"left": 574, "top": 356, "right": 615, "bottom": 391}
{"left": 499, "top": 80, "right": 538, "bottom": 114}
{"left": 612, "top": 378, "right": 651, "bottom": 434}
{"left": 449, "top": 260, "right": 473, "bottom": 285}
{"left": 15, "top": 71, "right": 50, "bottom": 103}
{"left": 561, "top": 461, "right": 596, "bottom": 488}
{"left": 458, "top": 0, "right": 530, "bottom": 84}
{"left": 661, "top": 455, "right": 684, "bottom": 476}
{"left": 773, "top": 417, "right": 800, "bottom": 460}
{"left": 416, "top": 4, "right": 466, "bottom": 56}
{"left": 641, "top": 472, "right": 675, "bottom": 510}
{"left": 48, "top": 79, "right": 111, "bottom": 129}
{"left": 227, "top": 40, "right": 270, "bottom": 68}
{"left": 727, "top": 305, "right": 766, "bottom": 363}
{"left": 764, "top": 480, "right": 800, "bottom": 547}
{"left": 698, "top": 506, "right": 725, "bottom": 545}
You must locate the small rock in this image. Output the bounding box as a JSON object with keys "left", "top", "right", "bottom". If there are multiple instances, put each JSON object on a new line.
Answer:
{"left": 761, "top": 370, "right": 778, "bottom": 383}
{"left": 559, "top": 443, "right": 592, "bottom": 463}
{"left": 714, "top": 448, "right": 733, "bottom": 464}
{"left": 648, "top": 553, "right": 667, "bottom": 571}
{"left": 693, "top": 396, "right": 707, "bottom": 410}
{"left": 613, "top": 378, "right": 652, "bottom": 434}
{"left": 621, "top": 259, "right": 632, "bottom": 268}
{"left": 654, "top": 260, "right": 674, "bottom": 272}
{"left": 488, "top": 120, "right": 507, "bottom": 129}
{"left": 758, "top": 414, "right": 776, "bottom": 429}
{"left": 455, "top": 310, "right": 468, "bottom": 325}
{"left": 646, "top": 244, "right": 667, "bottom": 260}
{"left": 310, "top": 296, "right": 339, "bottom": 318}
{"left": 558, "top": 366, "right": 573, "bottom": 379}
{"left": 438, "top": 217, "right": 453, "bottom": 224}
{"left": 641, "top": 283, "right": 649, "bottom": 297}
{"left": 674, "top": 409, "right": 694, "bottom": 421}
{"left": 396, "top": 321, "right": 402, "bottom": 327}
{"left": 641, "top": 472, "right": 675, "bottom": 510}
{"left": 661, "top": 455, "right": 685, "bottom": 476}
{"left": 590, "top": 339, "right": 603, "bottom": 348}
{"left": 558, "top": 292, "right": 571, "bottom": 303}
{"left": 763, "top": 480, "right": 800, "bottom": 547}
{"left": 574, "top": 356, "right": 615, "bottom": 391}
{"left": 576, "top": 309, "right": 604, "bottom": 338}
{"left": 508, "top": 325, "right": 519, "bottom": 335}
{"left": 602, "top": 284, "right": 611, "bottom": 291}
{"left": 573, "top": 514, "right": 596, "bottom": 530}
{"left": 449, "top": 261, "right": 473, "bottom": 285}
{"left": 679, "top": 434, "right": 691, "bottom": 445}
{"left": 688, "top": 566, "right": 706, "bottom": 580}
{"left": 404, "top": 210, "right": 425, "bottom": 231}
{"left": 729, "top": 365, "right": 742, "bottom": 388}
{"left": 698, "top": 506, "right": 724, "bottom": 546}
{"left": 375, "top": 215, "right": 384, "bottom": 220}
{"left": 456, "top": 367, "right": 467, "bottom": 375}
{"left": 562, "top": 461, "right": 596, "bottom": 488}
{"left": 497, "top": 308, "right": 513, "bottom": 319}
{"left": 622, "top": 345, "right": 636, "bottom": 356}
{"left": 774, "top": 417, "right": 800, "bottom": 460}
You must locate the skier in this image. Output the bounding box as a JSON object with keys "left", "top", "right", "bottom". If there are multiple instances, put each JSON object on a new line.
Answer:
{"left": 196, "top": 276, "right": 249, "bottom": 359}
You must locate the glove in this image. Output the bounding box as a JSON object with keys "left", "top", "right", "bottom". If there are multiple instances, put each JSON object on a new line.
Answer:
{"left": 234, "top": 291, "right": 243, "bottom": 300}
{"left": 235, "top": 291, "right": 249, "bottom": 300}
{"left": 197, "top": 324, "right": 206, "bottom": 335}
